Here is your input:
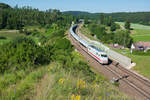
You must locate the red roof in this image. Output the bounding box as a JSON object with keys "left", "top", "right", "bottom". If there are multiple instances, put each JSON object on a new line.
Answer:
{"left": 134, "top": 42, "right": 150, "bottom": 47}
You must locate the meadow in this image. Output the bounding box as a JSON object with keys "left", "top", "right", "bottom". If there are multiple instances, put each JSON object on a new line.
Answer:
{"left": 0, "top": 30, "right": 24, "bottom": 45}
{"left": 116, "top": 22, "right": 150, "bottom": 42}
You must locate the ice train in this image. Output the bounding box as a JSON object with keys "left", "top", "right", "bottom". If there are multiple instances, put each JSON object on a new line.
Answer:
{"left": 70, "top": 24, "right": 108, "bottom": 64}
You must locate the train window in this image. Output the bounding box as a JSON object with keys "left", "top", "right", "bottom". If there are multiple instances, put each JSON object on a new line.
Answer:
{"left": 101, "top": 55, "right": 107, "bottom": 57}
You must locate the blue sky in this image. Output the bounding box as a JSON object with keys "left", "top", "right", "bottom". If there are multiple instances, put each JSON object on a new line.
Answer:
{"left": 0, "top": 0, "right": 150, "bottom": 13}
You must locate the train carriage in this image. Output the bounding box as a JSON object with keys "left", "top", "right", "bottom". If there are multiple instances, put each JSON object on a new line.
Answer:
{"left": 70, "top": 25, "right": 108, "bottom": 64}
{"left": 87, "top": 45, "right": 108, "bottom": 64}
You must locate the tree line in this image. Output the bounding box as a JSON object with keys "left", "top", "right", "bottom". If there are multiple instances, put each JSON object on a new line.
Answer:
{"left": 0, "top": 3, "right": 76, "bottom": 30}
{"left": 64, "top": 11, "right": 150, "bottom": 26}
{"left": 86, "top": 14, "right": 133, "bottom": 47}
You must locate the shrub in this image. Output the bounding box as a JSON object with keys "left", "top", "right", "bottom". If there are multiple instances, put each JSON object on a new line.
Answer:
{"left": 0, "top": 36, "right": 51, "bottom": 73}
{"left": 0, "top": 36, "right": 7, "bottom": 39}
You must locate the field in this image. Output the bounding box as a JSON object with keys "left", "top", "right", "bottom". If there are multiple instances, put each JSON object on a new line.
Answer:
{"left": 0, "top": 26, "right": 46, "bottom": 45}
{"left": 116, "top": 22, "right": 150, "bottom": 42}
{"left": 0, "top": 30, "right": 24, "bottom": 45}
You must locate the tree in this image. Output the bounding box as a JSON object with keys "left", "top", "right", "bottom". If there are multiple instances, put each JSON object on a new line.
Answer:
{"left": 125, "top": 20, "right": 130, "bottom": 30}
{"left": 113, "top": 30, "right": 133, "bottom": 47}
{"left": 107, "top": 16, "right": 113, "bottom": 26}
{"left": 100, "top": 13, "right": 104, "bottom": 24}
{"left": 110, "top": 23, "right": 116, "bottom": 31}
{"left": 1, "top": 11, "right": 8, "bottom": 29}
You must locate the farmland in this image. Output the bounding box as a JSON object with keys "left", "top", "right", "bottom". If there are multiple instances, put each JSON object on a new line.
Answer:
{"left": 116, "top": 22, "right": 150, "bottom": 42}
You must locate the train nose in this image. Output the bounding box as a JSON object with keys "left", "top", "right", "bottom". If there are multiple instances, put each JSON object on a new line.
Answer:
{"left": 103, "top": 59, "right": 108, "bottom": 64}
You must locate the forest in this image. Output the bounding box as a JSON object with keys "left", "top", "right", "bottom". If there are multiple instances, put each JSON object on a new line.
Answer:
{"left": 64, "top": 11, "right": 150, "bottom": 26}
{"left": 0, "top": 3, "right": 76, "bottom": 30}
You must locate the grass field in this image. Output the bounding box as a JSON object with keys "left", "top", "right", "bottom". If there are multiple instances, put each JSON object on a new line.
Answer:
{"left": 0, "top": 26, "right": 46, "bottom": 45}
{"left": 24, "top": 25, "right": 46, "bottom": 34}
{"left": 0, "top": 30, "right": 24, "bottom": 45}
{"left": 116, "top": 22, "right": 150, "bottom": 42}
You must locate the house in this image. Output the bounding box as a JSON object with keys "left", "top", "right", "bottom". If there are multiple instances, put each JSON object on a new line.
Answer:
{"left": 109, "top": 43, "right": 125, "bottom": 49}
{"left": 131, "top": 42, "right": 150, "bottom": 52}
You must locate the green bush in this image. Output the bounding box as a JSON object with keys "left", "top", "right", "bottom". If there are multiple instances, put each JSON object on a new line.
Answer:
{"left": 0, "top": 36, "right": 7, "bottom": 39}
{"left": 0, "top": 36, "right": 51, "bottom": 73}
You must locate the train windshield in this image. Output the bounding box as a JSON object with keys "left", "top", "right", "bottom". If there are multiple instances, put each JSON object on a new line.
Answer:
{"left": 101, "top": 54, "right": 107, "bottom": 57}
{"left": 90, "top": 45, "right": 102, "bottom": 52}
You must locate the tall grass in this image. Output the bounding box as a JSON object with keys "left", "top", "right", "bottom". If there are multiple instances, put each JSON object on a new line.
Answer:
{"left": 0, "top": 66, "right": 48, "bottom": 100}
{"left": 0, "top": 52, "right": 132, "bottom": 100}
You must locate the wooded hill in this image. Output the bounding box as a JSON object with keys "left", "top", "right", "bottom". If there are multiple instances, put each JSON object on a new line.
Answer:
{"left": 0, "top": 3, "right": 76, "bottom": 30}
{"left": 0, "top": 3, "right": 11, "bottom": 10}
{"left": 64, "top": 11, "right": 150, "bottom": 25}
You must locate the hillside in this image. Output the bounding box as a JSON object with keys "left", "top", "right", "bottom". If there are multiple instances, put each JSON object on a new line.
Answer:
{"left": 0, "top": 3, "right": 132, "bottom": 100}
{"left": 64, "top": 11, "right": 150, "bottom": 25}
{"left": 0, "top": 3, "right": 11, "bottom": 10}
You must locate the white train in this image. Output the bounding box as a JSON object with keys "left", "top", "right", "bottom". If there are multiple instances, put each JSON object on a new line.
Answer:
{"left": 70, "top": 24, "right": 108, "bottom": 64}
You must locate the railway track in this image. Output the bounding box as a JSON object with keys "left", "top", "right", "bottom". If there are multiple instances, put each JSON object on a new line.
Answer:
{"left": 117, "top": 65, "right": 150, "bottom": 88}
{"left": 105, "top": 65, "right": 150, "bottom": 100}
{"left": 68, "top": 25, "right": 150, "bottom": 100}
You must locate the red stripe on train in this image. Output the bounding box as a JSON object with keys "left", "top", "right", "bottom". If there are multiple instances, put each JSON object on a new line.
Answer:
{"left": 88, "top": 51, "right": 103, "bottom": 63}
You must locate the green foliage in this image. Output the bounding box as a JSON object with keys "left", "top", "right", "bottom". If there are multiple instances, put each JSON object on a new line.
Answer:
{"left": 0, "top": 3, "right": 11, "bottom": 9}
{"left": 125, "top": 20, "right": 131, "bottom": 30}
{"left": 113, "top": 30, "right": 133, "bottom": 47}
{"left": 110, "top": 23, "right": 117, "bottom": 31}
{"left": 65, "top": 11, "right": 150, "bottom": 26}
{"left": 0, "top": 4, "right": 74, "bottom": 30}
{"left": 100, "top": 13, "right": 105, "bottom": 24}
{"left": 0, "top": 66, "right": 47, "bottom": 100}
{"left": 0, "top": 36, "right": 7, "bottom": 39}
{"left": 0, "top": 36, "right": 51, "bottom": 73}
{"left": 132, "top": 50, "right": 150, "bottom": 56}
{"left": 88, "top": 22, "right": 133, "bottom": 47}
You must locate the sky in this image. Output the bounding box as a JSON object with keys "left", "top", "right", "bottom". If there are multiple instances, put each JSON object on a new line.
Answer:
{"left": 0, "top": 0, "right": 150, "bottom": 13}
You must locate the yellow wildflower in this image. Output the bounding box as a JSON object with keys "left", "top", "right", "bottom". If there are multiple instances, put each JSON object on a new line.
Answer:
{"left": 75, "top": 95, "right": 80, "bottom": 100}
{"left": 48, "top": 68, "right": 50, "bottom": 72}
{"left": 71, "top": 94, "right": 75, "bottom": 100}
{"left": 58, "top": 78, "right": 64, "bottom": 84}
{"left": 71, "top": 95, "right": 81, "bottom": 100}
{"left": 77, "top": 80, "right": 86, "bottom": 88}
